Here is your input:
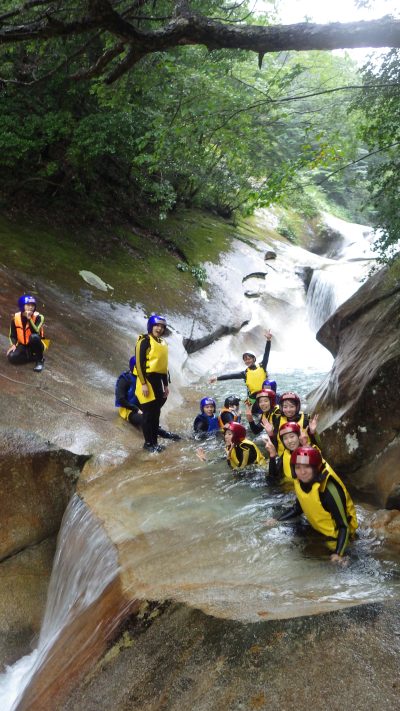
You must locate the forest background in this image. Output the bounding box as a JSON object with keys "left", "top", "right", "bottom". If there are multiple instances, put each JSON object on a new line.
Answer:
{"left": 1, "top": 0, "right": 400, "bottom": 268}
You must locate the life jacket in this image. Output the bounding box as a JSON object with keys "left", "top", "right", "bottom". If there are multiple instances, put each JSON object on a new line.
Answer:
{"left": 277, "top": 412, "right": 309, "bottom": 455}
{"left": 115, "top": 371, "right": 139, "bottom": 408}
{"left": 14, "top": 311, "right": 44, "bottom": 345}
{"left": 259, "top": 406, "right": 280, "bottom": 432}
{"left": 245, "top": 365, "right": 267, "bottom": 396}
{"left": 293, "top": 465, "right": 358, "bottom": 540}
{"left": 218, "top": 408, "right": 240, "bottom": 430}
{"left": 228, "top": 439, "right": 266, "bottom": 470}
{"left": 135, "top": 334, "right": 168, "bottom": 377}
{"left": 134, "top": 334, "right": 168, "bottom": 404}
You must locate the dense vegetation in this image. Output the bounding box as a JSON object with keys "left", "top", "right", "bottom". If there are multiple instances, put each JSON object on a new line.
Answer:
{"left": 0, "top": 1, "right": 399, "bottom": 263}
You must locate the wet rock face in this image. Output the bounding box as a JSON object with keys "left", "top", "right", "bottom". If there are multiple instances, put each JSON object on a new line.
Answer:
{"left": 59, "top": 601, "right": 400, "bottom": 711}
{"left": 0, "top": 428, "right": 88, "bottom": 561}
{"left": 311, "top": 266, "right": 400, "bottom": 505}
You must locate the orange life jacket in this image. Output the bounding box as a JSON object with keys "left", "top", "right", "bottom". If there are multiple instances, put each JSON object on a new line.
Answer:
{"left": 14, "top": 311, "right": 44, "bottom": 345}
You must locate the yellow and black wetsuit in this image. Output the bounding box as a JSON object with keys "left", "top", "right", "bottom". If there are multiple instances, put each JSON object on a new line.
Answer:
{"left": 215, "top": 340, "right": 271, "bottom": 399}
{"left": 134, "top": 333, "right": 169, "bottom": 447}
{"left": 278, "top": 465, "right": 358, "bottom": 555}
{"left": 228, "top": 439, "right": 266, "bottom": 470}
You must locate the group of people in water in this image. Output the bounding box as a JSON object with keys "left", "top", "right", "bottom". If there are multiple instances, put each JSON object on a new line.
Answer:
{"left": 7, "top": 298, "right": 358, "bottom": 564}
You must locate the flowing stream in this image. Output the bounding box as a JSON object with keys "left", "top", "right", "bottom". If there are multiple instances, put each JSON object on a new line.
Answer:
{"left": 1, "top": 211, "right": 398, "bottom": 709}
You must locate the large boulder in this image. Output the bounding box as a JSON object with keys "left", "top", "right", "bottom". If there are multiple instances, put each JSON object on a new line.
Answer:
{"left": 0, "top": 428, "right": 88, "bottom": 561}
{"left": 310, "top": 266, "right": 400, "bottom": 506}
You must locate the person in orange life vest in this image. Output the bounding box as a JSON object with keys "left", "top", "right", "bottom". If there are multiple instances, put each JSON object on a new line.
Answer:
{"left": 245, "top": 388, "right": 280, "bottom": 443}
{"left": 218, "top": 395, "right": 241, "bottom": 429}
{"left": 277, "top": 391, "right": 319, "bottom": 454}
{"left": 7, "top": 294, "right": 45, "bottom": 372}
{"left": 265, "top": 446, "right": 358, "bottom": 564}
{"left": 266, "top": 422, "right": 318, "bottom": 483}
{"left": 134, "top": 314, "right": 170, "bottom": 453}
{"left": 208, "top": 330, "right": 272, "bottom": 401}
{"left": 224, "top": 422, "right": 266, "bottom": 470}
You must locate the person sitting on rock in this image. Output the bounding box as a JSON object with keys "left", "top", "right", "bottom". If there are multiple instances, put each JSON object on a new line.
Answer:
{"left": 7, "top": 294, "right": 46, "bottom": 372}
{"left": 276, "top": 391, "right": 319, "bottom": 455}
{"left": 218, "top": 395, "right": 241, "bottom": 429}
{"left": 116, "top": 356, "right": 180, "bottom": 441}
{"left": 193, "top": 397, "right": 219, "bottom": 437}
{"left": 265, "top": 446, "right": 358, "bottom": 563}
{"left": 209, "top": 329, "right": 272, "bottom": 402}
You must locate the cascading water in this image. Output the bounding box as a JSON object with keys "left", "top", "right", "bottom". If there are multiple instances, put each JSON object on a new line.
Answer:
{"left": 306, "top": 213, "right": 376, "bottom": 332}
{"left": 0, "top": 495, "right": 121, "bottom": 711}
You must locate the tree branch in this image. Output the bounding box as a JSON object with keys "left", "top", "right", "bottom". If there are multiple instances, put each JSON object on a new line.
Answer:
{"left": 1, "top": 7, "right": 400, "bottom": 82}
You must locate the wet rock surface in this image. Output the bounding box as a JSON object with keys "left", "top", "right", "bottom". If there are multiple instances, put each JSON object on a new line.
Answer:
{"left": 0, "top": 428, "right": 87, "bottom": 561}
{"left": 60, "top": 601, "right": 400, "bottom": 711}
{"left": 311, "top": 266, "right": 400, "bottom": 508}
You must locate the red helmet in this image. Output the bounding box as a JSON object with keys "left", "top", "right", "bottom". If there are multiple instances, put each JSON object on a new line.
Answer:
{"left": 279, "top": 422, "right": 301, "bottom": 438}
{"left": 280, "top": 391, "right": 301, "bottom": 414}
{"left": 290, "top": 446, "right": 322, "bottom": 470}
{"left": 226, "top": 421, "right": 246, "bottom": 444}
{"left": 255, "top": 389, "right": 276, "bottom": 407}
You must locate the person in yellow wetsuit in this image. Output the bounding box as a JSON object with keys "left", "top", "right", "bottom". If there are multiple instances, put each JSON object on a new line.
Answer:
{"left": 266, "top": 446, "right": 358, "bottom": 563}
{"left": 224, "top": 421, "right": 266, "bottom": 470}
{"left": 134, "top": 313, "right": 170, "bottom": 453}
{"left": 267, "top": 421, "right": 320, "bottom": 483}
{"left": 209, "top": 330, "right": 273, "bottom": 402}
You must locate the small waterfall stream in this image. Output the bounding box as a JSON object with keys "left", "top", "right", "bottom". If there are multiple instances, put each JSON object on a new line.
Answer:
{"left": 0, "top": 496, "right": 121, "bottom": 711}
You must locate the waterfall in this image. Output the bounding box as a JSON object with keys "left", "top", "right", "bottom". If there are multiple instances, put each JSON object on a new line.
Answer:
{"left": 306, "top": 214, "right": 376, "bottom": 332}
{"left": 0, "top": 495, "right": 121, "bottom": 711}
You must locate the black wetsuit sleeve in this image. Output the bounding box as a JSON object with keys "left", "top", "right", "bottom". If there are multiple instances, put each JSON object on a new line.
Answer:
{"left": 268, "top": 456, "right": 283, "bottom": 481}
{"left": 193, "top": 415, "right": 208, "bottom": 433}
{"left": 248, "top": 419, "right": 263, "bottom": 435}
{"left": 116, "top": 376, "right": 131, "bottom": 408}
{"left": 135, "top": 336, "right": 149, "bottom": 384}
{"left": 217, "top": 370, "right": 246, "bottom": 382}
{"left": 30, "top": 313, "right": 44, "bottom": 334}
{"left": 260, "top": 339, "right": 271, "bottom": 371}
{"left": 320, "top": 479, "right": 351, "bottom": 556}
{"left": 9, "top": 319, "right": 17, "bottom": 345}
{"left": 277, "top": 499, "right": 303, "bottom": 521}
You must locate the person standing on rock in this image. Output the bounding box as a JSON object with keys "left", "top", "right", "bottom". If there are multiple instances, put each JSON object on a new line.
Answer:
{"left": 116, "top": 355, "right": 180, "bottom": 442}
{"left": 6, "top": 294, "right": 46, "bottom": 372}
{"left": 134, "top": 314, "right": 170, "bottom": 453}
{"left": 265, "top": 446, "right": 358, "bottom": 563}
{"left": 209, "top": 329, "right": 273, "bottom": 403}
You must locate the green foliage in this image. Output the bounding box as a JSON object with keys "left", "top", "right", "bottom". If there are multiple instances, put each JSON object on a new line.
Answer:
{"left": 0, "top": 3, "right": 372, "bottom": 225}
{"left": 355, "top": 49, "right": 400, "bottom": 265}
{"left": 176, "top": 262, "right": 207, "bottom": 286}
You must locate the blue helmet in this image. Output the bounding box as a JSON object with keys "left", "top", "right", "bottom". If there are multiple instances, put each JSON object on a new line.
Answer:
{"left": 18, "top": 294, "right": 36, "bottom": 311}
{"left": 147, "top": 314, "right": 167, "bottom": 333}
{"left": 200, "top": 397, "right": 216, "bottom": 413}
{"left": 129, "top": 355, "right": 136, "bottom": 372}
{"left": 262, "top": 378, "right": 277, "bottom": 393}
